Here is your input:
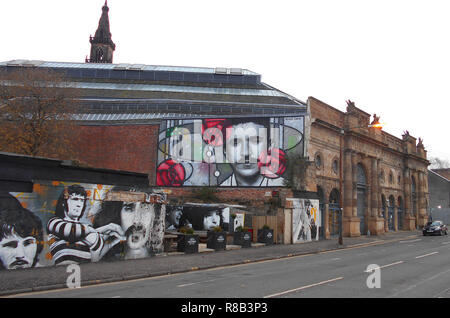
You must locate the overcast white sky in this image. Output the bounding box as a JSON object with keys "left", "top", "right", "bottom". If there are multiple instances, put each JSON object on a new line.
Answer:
{"left": 1, "top": 0, "right": 449, "bottom": 163}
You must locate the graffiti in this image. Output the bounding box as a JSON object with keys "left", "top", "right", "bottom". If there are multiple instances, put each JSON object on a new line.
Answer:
{"left": 157, "top": 116, "right": 304, "bottom": 187}
{"left": 292, "top": 199, "right": 320, "bottom": 243}
{"left": 0, "top": 182, "right": 166, "bottom": 270}
{"left": 0, "top": 193, "right": 44, "bottom": 269}
{"left": 165, "top": 205, "right": 231, "bottom": 232}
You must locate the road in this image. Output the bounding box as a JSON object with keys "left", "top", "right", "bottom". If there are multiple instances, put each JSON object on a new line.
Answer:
{"left": 10, "top": 234, "right": 450, "bottom": 298}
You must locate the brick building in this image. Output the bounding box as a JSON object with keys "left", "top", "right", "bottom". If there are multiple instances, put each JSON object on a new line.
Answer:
{"left": 306, "top": 97, "right": 430, "bottom": 238}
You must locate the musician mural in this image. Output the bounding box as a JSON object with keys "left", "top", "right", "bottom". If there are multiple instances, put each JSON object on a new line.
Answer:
{"left": 156, "top": 116, "right": 304, "bottom": 187}
{"left": 0, "top": 182, "right": 167, "bottom": 270}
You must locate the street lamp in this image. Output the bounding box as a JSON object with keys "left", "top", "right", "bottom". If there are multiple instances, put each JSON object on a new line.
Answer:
{"left": 338, "top": 121, "right": 384, "bottom": 245}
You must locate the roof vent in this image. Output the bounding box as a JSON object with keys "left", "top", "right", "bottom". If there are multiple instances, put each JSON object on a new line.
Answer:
{"left": 6, "top": 59, "right": 44, "bottom": 67}
{"left": 229, "top": 68, "right": 243, "bottom": 75}
{"left": 214, "top": 67, "right": 228, "bottom": 74}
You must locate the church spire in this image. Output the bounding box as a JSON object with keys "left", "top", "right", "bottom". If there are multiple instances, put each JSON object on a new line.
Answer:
{"left": 86, "top": 1, "right": 115, "bottom": 63}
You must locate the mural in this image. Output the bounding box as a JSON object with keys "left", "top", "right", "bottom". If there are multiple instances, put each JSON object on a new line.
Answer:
{"left": 156, "top": 116, "right": 304, "bottom": 187}
{"left": 165, "top": 204, "right": 231, "bottom": 232}
{"left": 0, "top": 182, "right": 166, "bottom": 270}
{"left": 292, "top": 199, "right": 320, "bottom": 243}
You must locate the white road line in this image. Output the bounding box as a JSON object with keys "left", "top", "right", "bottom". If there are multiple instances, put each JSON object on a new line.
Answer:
{"left": 441, "top": 241, "right": 450, "bottom": 245}
{"left": 415, "top": 251, "right": 438, "bottom": 259}
{"left": 399, "top": 239, "right": 422, "bottom": 243}
{"left": 177, "top": 278, "right": 222, "bottom": 288}
{"left": 364, "top": 261, "right": 404, "bottom": 272}
{"left": 264, "top": 277, "right": 344, "bottom": 298}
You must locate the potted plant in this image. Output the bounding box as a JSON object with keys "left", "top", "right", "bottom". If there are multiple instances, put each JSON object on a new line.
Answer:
{"left": 257, "top": 224, "right": 274, "bottom": 245}
{"left": 233, "top": 226, "right": 252, "bottom": 248}
{"left": 206, "top": 226, "right": 227, "bottom": 251}
{"left": 177, "top": 226, "right": 199, "bottom": 254}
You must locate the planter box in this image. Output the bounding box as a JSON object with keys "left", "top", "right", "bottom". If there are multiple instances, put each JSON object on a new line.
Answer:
{"left": 233, "top": 231, "right": 252, "bottom": 248}
{"left": 206, "top": 231, "right": 227, "bottom": 251}
{"left": 257, "top": 229, "right": 274, "bottom": 245}
{"left": 177, "top": 234, "right": 199, "bottom": 254}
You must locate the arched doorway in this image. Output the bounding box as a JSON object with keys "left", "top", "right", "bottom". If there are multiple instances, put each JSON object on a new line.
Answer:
{"left": 317, "top": 186, "right": 325, "bottom": 239}
{"left": 356, "top": 164, "right": 367, "bottom": 235}
{"left": 412, "top": 176, "right": 417, "bottom": 217}
{"left": 329, "top": 188, "right": 340, "bottom": 236}
{"left": 388, "top": 195, "right": 395, "bottom": 231}
{"left": 397, "top": 196, "right": 404, "bottom": 230}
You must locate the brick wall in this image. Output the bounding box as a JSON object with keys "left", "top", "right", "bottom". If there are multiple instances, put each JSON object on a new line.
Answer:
{"left": 74, "top": 124, "right": 159, "bottom": 177}
{"left": 164, "top": 187, "right": 293, "bottom": 213}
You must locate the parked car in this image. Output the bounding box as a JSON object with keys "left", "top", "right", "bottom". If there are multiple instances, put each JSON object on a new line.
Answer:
{"left": 423, "top": 221, "right": 448, "bottom": 236}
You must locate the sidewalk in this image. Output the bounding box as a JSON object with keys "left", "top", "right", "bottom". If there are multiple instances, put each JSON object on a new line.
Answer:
{"left": 0, "top": 230, "right": 421, "bottom": 296}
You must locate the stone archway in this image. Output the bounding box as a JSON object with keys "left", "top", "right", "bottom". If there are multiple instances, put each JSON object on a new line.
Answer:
{"left": 329, "top": 188, "right": 340, "bottom": 236}
{"left": 388, "top": 195, "right": 395, "bottom": 231}
{"left": 397, "top": 196, "right": 404, "bottom": 230}
{"left": 356, "top": 163, "right": 367, "bottom": 235}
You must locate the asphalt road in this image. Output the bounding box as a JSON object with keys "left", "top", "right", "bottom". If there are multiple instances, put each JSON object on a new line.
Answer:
{"left": 11, "top": 233, "right": 450, "bottom": 298}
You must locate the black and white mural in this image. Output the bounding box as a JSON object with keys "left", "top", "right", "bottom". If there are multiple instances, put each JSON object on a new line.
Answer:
{"left": 0, "top": 182, "right": 166, "bottom": 270}
{"left": 292, "top": 199, "right": 320, "bottom": 243}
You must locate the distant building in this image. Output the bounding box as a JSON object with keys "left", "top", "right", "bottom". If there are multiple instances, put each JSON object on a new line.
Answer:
{"left": 86, "top": 1, "right": 115, "bottom": 63}
{"left": 428, "top": 169, "right": 450, "bottom": 210}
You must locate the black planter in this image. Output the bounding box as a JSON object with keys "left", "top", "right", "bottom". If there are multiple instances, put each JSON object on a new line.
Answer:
{"left": 206, "top": 231, "right": 227, "bottom": 251}
{"left": 233, "top": 231, "right": 252, "bottom": 248}
{"left": 257, "top": 229, "right": 274, "bottom": 245}
{"left": 177, "top": 234, "right": 199, "bottom": 254}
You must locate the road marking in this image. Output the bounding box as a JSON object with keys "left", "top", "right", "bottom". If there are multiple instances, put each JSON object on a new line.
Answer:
{"left": 441, "top": 241, "right": 450, "bottom": 245}
{"left": 364, "top": 261, "right": 404, "bottom": 272}
{"left": 390, "top": 267, "right": 450, "bottom": 297}
{"left": 330, "top": 258, "right": 341, "bottom": 261}
{"left": 415, "top": 251, "right": 438, "bottom": 259}
{"left": 264, "top": 277, "right": 344, "bottom": 298}
{"left": 399, "top": 239, "right": 422, "bottom": 243}
{"left": 177, "top": 278, "right": 222, "bottom": 288}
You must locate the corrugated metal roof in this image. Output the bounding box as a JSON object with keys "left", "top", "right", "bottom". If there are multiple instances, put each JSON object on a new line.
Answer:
{"left": 0, "top": 60, "right": 258, "bottom": 75}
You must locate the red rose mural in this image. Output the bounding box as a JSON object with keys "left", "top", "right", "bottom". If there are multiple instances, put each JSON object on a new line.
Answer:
{"left": 202, "top": 119, "right": 227, "bottom": 147}
{"left": 156, "top": 159, "right": 186, "bottom": 186}
{"left": 258, "top": 148, "right": 287, "bottom": 179}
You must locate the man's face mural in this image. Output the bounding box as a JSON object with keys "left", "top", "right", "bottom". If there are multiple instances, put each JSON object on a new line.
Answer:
{"left": 156, "top": 116, "right": 304, "bottom": 187}
{"left": 203, "top": 210, "right": 221, "bottom": 230}
{"left": 0, "top": 231, "right": 37, "bottom": 270}
{"left": 226, "top": 122, "right": 266, "bottom": 183}
{"left": 66, "top": 193, "right": 86, "bottom": 220}
{"left": 120, "top": 202, "right": 154, "bottom": 250}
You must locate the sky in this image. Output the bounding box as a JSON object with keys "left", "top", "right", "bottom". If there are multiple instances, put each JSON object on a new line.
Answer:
{"left": 1, "top": 0, "right": 449, "bottom": 163}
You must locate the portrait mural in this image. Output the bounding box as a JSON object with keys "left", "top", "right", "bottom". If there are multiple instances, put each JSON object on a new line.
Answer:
{"left": 0, "top": 182, "right": 167, "bottom": 270}
{"left": 292, "top": 199, "right": 320, "bottom": 243}
{"left": 156, "top": 116, "right": 304, "bottom": 187}
{"left": 165, "top": 205, "right": 231, "bottom": 232}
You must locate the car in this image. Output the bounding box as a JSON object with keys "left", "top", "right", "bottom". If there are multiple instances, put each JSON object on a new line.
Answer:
{"left": 423, "top": 220, "right": 448, "bottom": 236}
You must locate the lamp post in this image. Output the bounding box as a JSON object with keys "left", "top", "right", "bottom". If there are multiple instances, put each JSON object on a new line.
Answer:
{"left": 338, "top": 121, "right": 383, "bottom": 245}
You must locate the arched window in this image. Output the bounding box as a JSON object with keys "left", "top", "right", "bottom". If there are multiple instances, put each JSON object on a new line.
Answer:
{"left": 357, "top": 163, "right": 366, "bottom": 186}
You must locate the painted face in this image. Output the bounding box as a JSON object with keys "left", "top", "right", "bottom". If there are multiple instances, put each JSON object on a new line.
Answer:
{"left": 0, "top": 232, "right": 37, "bottom": 270}
{"left": 226, "top": 122, "right": 266, "bottom": 179}
{"left": 120, "top": 202, "right": 154, "bottom": 250}
{"left": 203, "top": 211, "right": 221, "bottom": 230}
{"left": 66, "top": 194, "right": 86, "bottom": 220}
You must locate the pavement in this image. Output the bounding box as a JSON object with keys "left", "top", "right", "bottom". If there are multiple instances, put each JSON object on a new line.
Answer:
{"left": 0, "top": 230, "right": 421, "bottom": 296}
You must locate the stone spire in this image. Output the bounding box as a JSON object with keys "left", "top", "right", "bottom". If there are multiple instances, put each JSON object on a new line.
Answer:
{"left": 86, "top": 1, "right": 116, "bottom": 63}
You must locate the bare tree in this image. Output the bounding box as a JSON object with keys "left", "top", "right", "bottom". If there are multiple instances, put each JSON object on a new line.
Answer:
{"left": 0, "top": 68, "right": 81, "bottom": 160}
{"left": 429, "top": 156, "right": 450, "bottom": 169}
